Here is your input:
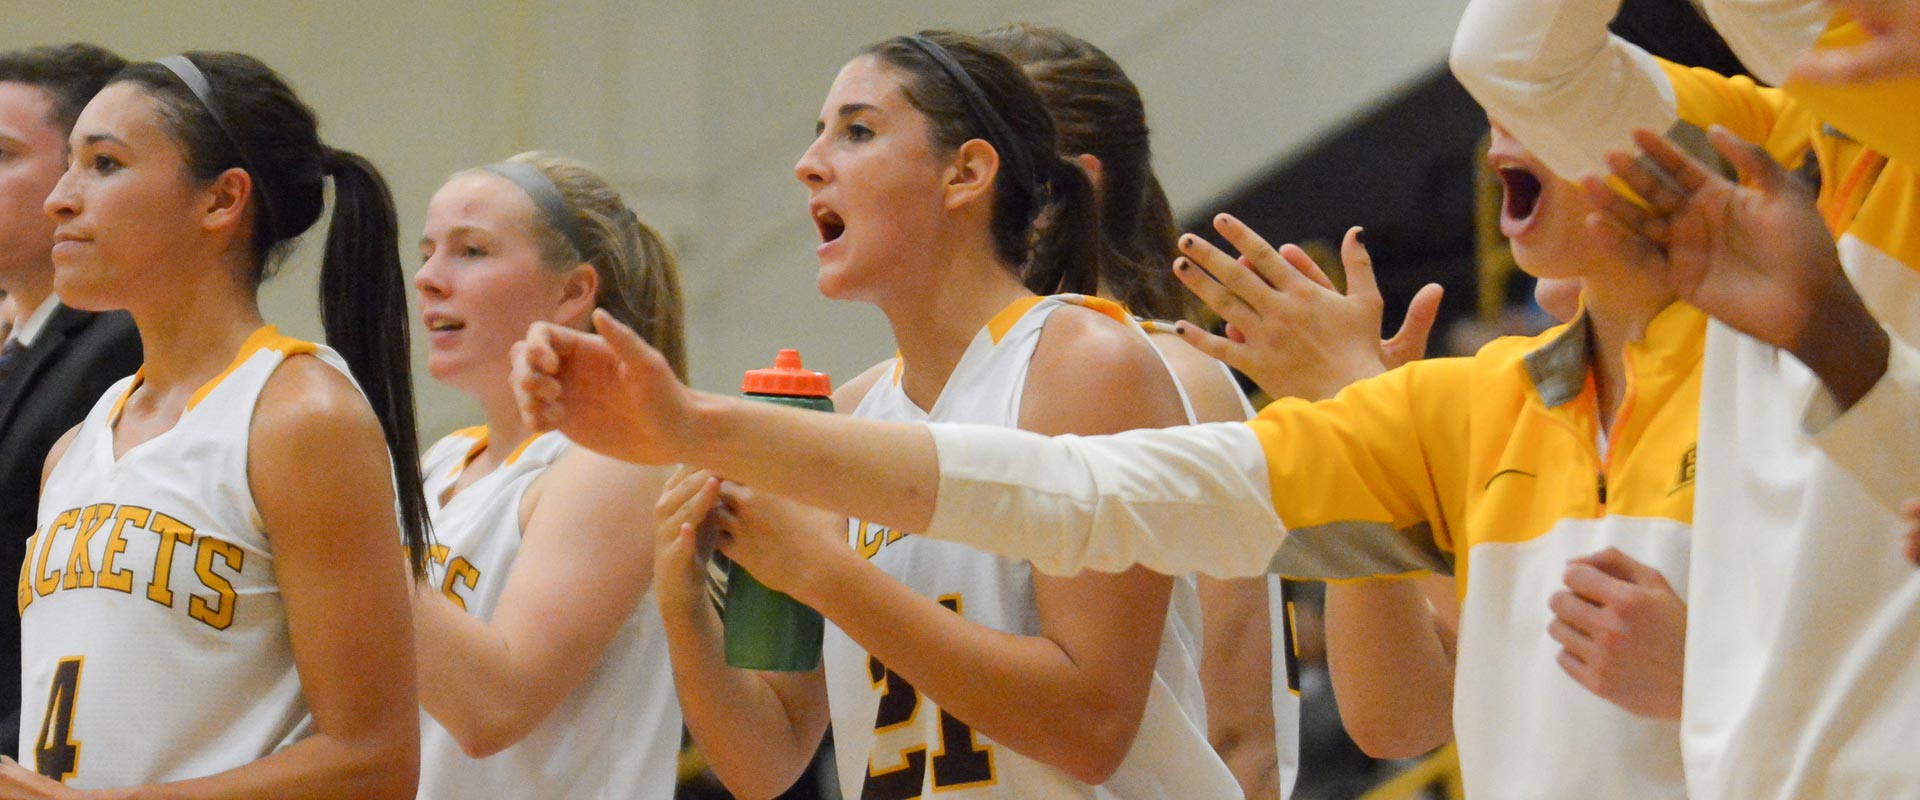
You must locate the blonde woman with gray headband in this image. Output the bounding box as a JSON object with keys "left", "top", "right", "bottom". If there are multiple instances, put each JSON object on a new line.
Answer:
{"left": 409, "top": 152, "right": 687, "bottom": 799}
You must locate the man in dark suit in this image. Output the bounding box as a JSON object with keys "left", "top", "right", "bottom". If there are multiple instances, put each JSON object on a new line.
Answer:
{"left": 0, "top": 43, "right": 139, "bottom": 759}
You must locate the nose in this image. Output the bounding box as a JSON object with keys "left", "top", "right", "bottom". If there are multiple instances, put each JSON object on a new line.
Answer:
{"left": 794, "top": 135, "right": 829, "bottom": 186}
{"left": 44, "top": 161, "right": 80, "bottom": 221}
{"left": 414, "top": 250, "right": 450, "bottom": 301}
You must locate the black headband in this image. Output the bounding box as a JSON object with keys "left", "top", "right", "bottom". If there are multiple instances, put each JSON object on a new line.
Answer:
{"left": 899, "top": 35, "right": 1039, "bottom": 206}
{"left": 156, "top": 55, "right": 279, "bottom": 236}
{"left": 481, "top": 160, "right": 589, "bottom": 259}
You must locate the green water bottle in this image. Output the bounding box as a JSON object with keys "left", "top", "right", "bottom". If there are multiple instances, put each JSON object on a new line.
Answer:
{"left": 723, "top": 349, "right": 832, "bottom": 671}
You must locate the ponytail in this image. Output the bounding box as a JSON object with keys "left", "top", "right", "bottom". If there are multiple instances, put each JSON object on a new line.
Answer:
{"left": 1025, "top": 156, "right": 1103, "bottom": 297}
{"left": 119, "top": 53, "right": 432, "bottom": 578}
{"left": 320, "top": 148, "right": 431, "bottom": 578}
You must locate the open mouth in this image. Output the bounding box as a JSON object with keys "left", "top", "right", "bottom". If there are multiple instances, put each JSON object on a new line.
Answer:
{"left": 426, "top": 319, "right": 464, "bottom": 333}
{"left": 1499, "top": 166, "right": 1543, "bottom": 228}
{"left": 813, "top": 208, "right": 846, "bottom": 244}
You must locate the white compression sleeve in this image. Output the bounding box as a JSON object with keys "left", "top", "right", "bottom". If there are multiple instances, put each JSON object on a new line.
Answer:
{"left": 1700, "top": 0, "right": 1831, "bottom": 85}
{"left": 1449, "top": 0, "right": 1679, "bottom": 180}
{"left": 923, "top": 421, "right": 1285, "bottom": 579}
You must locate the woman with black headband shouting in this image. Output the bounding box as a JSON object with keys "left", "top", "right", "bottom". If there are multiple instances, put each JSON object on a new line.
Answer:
{"left": 650, "top": 30, "right": 1237, "bottom": 799}
{"left": 3, "top": 52, "right": 426, "bottom": 796}
{"left": 409, "top": 152, "right": 686, "bottom": 799}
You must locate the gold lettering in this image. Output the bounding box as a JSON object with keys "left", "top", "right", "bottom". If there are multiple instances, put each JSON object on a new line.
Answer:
{"left": 440, "top": 557, "right": 479, "bottom": 611}
{"left": 188, "top": 537, "right": 243, "bottom": 630}
{"left": 146, "top": 512, "right": 195, "bottom": 608}
{"left": 96, "top": 506, "right": 150, "bottom": 594}
{"left": 34, "top": 509, "right": 77, "bottom": 598}
{"left": 61, "top": 504, "right": 113, "bottom": 590}
{"left": 18, "top": 528, "right": 38, "bottom": 615}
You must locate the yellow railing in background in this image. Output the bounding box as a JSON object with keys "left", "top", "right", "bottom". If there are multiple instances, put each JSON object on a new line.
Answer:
{"left": 1358, "top": 743, "right": 1464, "bottom": 800}
{"left": 1473, "top": 132, "right": 1517, "bottom": 324}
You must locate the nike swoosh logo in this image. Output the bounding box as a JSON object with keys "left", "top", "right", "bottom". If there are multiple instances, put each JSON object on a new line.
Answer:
{"left": 1484, "top": 468, "right": 1537, "bottom": 491}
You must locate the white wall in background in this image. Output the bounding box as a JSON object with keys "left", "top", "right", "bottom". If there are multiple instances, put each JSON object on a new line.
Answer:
{"left": 3, "top": 0, "right": 1467, "bottom": 440}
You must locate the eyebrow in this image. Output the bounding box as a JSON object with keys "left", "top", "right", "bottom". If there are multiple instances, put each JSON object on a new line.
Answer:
{"left": 76, "top": 132, "right": 125, "bottom": 150}
{"left": 815, "top": 102, "right": 878, "bottom": 135}
{"left": 419, "top": 224, "right": 488, "bottom": 250}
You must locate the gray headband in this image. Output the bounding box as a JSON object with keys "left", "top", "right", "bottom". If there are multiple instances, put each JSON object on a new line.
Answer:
{"left": 899, "top": 35, "right": 1039, "bottom": 208}
{"left": 480, "top": 160, "right": 589, "bottom": 259}
{"left": 156, "top": 54, "right": 279, "bottom": 234}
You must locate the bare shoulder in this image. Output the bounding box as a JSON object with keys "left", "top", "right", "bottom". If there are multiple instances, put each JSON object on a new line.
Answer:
{"left": 252, "top": 354, "right": 385, "bottom": 446}
{"left": 1023, "top": 305, "right": 1185, "bottom": 435}
{"left": 519, "top": 443, "right": 670, "bottom": 533}
{"left": 537, "top": 444, "right": 672, "bottom": 506}
{"left": 832, "top": 359, "right": 894, "bottom": 415}
{"left": 1145, "top": 330, "right": 1250, "bottom": 424}
{"left": 249, "top": 355, "right": 392, "bottom": 504}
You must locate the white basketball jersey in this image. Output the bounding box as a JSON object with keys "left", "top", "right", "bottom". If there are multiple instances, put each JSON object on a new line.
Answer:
{"left": 1140, "top": 319, "right": 1301, "bottom": 800}
{"left": 824, "top": 295, "right": 1239, "bottom": 800}
{"left": 416, "top": 428, "right": 681, "bottom": 800}
{"left": 19, "top": 327, "right": 339, "bottom": 786}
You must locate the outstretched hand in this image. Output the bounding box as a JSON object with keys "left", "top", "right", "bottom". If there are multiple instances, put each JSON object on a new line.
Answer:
{"left": 1580, "top": 125, "right": 1889, "bottom": 406}
{"left": 1171, "top": 213, "right": 1442, "bottom": 401}
{"left": 513, "top": 309, "right": 698, "bottom": 466}
{"left": 1548, "top": 548, "right": 1686, "bottom": 719}
{"left": 1790, "top": 0, "right": 1920, "bottom": 85}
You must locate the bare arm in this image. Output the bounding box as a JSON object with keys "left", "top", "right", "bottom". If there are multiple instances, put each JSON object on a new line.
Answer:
{"left": 412, "top": 448, "right": 665, "bottom": 757}
{"left": 1325, "top": 580, "right": 1456, "bottom": 758}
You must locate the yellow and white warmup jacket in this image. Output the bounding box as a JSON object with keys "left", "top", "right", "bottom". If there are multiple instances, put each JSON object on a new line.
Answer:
{"left": 1452, "top": 0, "right": 1920, "bottom": 794}
{"left": 922, "top": 303, "right": 1708, "bottom": 799}
{"left": 826, "top": 295, "right": 1236, "bottom": 800}
{"left": 19, "top": 328, "right": 335, "bottom": 786}
{"left": 416, "top": 429, "right": 681, "bottom": 799}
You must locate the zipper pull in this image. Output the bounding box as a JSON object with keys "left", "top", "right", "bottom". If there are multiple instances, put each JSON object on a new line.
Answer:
{"left": 1597, "top": 473, "right": 1608, "bottom": 506}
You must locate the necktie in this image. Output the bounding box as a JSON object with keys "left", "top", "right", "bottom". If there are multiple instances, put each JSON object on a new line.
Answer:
{"left": 0, "top": 337, "right": 26, "bottom": 390}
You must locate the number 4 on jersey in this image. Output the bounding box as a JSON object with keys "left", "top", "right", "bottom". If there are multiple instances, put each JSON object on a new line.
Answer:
{"left": 863, "top": 596, "right": 995, "bottom": 799}
{"left": 35, "top": 657, "right": 83, "bottom": 781}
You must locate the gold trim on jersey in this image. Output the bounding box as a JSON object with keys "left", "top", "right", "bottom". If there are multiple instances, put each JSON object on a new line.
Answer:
{"left": 107, "top": 326, "right": 319, "bottom": 425}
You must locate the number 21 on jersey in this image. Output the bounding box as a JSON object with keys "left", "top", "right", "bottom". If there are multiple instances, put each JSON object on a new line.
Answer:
{"left": 863, "top": 595, "right": 996, "bottom": 799}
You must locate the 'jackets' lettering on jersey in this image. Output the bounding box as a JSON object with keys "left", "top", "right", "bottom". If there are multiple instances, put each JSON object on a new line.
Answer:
{"left": 427, "top": 544, "right": 481, "bottom": 610}
{"left": 18, "top": 503, "right": 243, "bottom": 631}
{"left": 852, "top": 520, "right": 908, "bottom": 561}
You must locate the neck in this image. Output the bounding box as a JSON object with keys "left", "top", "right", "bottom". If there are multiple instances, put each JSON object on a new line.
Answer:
{"left": 1580, "top": 271, "right": 1676, "bottom": 431}
{"left": 467, "top": 386, "right": 536, "bottom": 480}
{"left": 877, "top": 239, "right": 1032, "bottom": 410}
{"left": 2, "top": 267, "right": 55, "bottom": 328}
{"left": 125, "top": 254, "right": 266, "bottom": 399}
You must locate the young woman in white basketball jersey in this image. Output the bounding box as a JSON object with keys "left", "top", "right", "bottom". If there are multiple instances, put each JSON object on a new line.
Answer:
{"left": 650, "top": 30, "right": 1238, "bottom": 799}
{"left": 4, "top": 53, "right": 427, "bottom": 795}
{"left": 408, "top": 152, "right": 685, "bottom": 799}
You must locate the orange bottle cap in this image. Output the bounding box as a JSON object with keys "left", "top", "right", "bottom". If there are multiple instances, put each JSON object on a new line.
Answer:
{"left": 742, "top": 349, "right": 831, "bottom": 397}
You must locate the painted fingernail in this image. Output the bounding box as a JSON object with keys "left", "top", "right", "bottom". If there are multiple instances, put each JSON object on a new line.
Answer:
{"left": 1355, "top": 227, "right": 1367, "bottom": 245}
{"left": 1174, "top": 322, "right": 1188, "bottom": 334}
{"left": 1174, "top": 257, "right": 1190, "bottom": 272}
{"left": 1180, "top": 234, "right": 1196, "bottom": 248}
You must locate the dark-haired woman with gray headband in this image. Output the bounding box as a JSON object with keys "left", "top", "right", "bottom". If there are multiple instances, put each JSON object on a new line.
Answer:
{"left": 3, "top": 53, "right": 425, "bottom": 796}
{"left": 408, "top": 152, "right": 686, "bottom": 799}
{"left": 649, "top": 30, "right": 1237, "bottom": 799}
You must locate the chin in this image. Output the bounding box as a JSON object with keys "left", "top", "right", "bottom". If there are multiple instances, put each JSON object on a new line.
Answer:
{"left": 50, "top": 270, "right": 125, "bottom": 313}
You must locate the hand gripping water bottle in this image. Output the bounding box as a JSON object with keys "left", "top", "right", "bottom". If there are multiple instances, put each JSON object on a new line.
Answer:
{"left": 723, "top": 349, "right": 832, "bottom": 670}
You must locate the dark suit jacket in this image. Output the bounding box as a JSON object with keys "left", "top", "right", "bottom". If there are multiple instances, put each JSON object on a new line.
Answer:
{"left": 0, "top": 305, "right": 140, "bottom": 757}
